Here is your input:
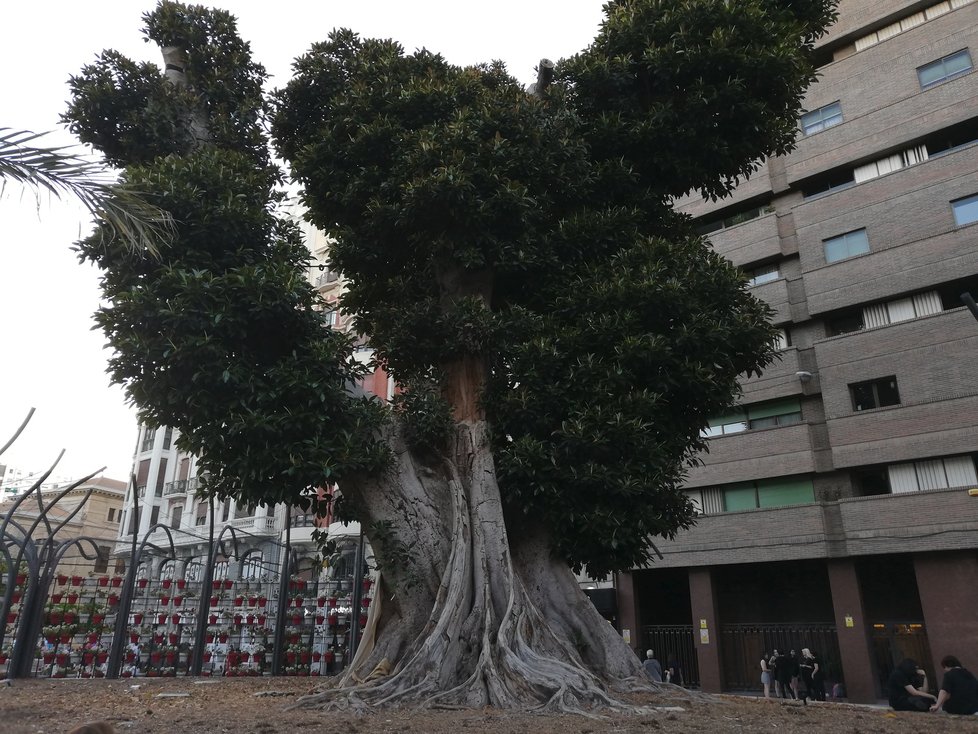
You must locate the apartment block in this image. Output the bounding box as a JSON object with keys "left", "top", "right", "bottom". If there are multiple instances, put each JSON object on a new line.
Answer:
{"left": 618, "top": 0, "right": 978, "bottom": 702}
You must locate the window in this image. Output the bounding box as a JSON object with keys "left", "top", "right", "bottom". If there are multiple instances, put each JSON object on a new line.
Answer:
{"left": 772, "top": 328, "right": 790, "bottom": 351}
{"left": 854, "top": 144, "right": 928, "bottom": 183}
{"left": 695, "top": 204, "right": 773, "bottom": 236}
{"left": 162, "top": 427, "right": 173, "bottom": 450}
{"left": 850, "top": 376, "right": 901, "bottom": 411}
{"left": 221, "top": 500, "right": 230, "bottom": 522}
{"left": 746, "top": 263, "right": 780, "bottom": 287}
{"left": 952, "top": 193, "right": 978, "bottom": 226}
{"left": 917, "top": 49, "right": 972, "bottom": 89}
{"left": 862, "top": 291, "right": 943, "bottom": 328}
{"left": 721, "top": 477, "right": 816, "bottom": 512}
{"left": 170, "top": 504, "right": 183, "bottom": 530}
{"left": 107, "top": 507, "right": 115, "bottom": 522}
{"left": 801, "top": 101, "right": 843, "bottom": 135}
{"left": 824, "top": 228, "right": 870, "bottom": 263}
{"left": 140, "top": 428, "right": 155, "bottom": 453}
{"left": 701, "top": 399, "right": 802, "bottom": 437}
{"left": 94, "top": 546, "right": 110, "bottom": 574}
{"left": 242, "top": 553, "right": 264, "bottom": 580}
{"left": 887, "top": 455, "right": 977, "bottom": 493}
{"left": 322, "top": 309, "right": 339, "bottom": 328}
{"left": 149, "top": 505, "right": 161, "bottom": 527}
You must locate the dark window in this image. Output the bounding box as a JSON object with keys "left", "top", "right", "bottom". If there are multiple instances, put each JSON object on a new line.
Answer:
{"left": 150, "top": 505, "right": 160, "bottom": 527}
{"left": 917, "top": 49, "right": 972, "bottom": 89}
{"left": 94, "top": 546, "right": 110, "bottom": 574}
{"left": 107, "top": 507, "right": 115, "bottom": 522}
{"left": 162, "top": 427, "right": 173, "bottom": 450}
{"left": 221, "top": 500, "right": 230, "bottom": 522}
{"left": 850, "top": 376, "right": 901, "bottom": 411}
{"left": 140, "top": 428, "right": 155, "bottom": 453}
{"left": 171, "top": 505, "right": 183, "bottom": 530}
{"left": 828, "top": 311, "right": 864, "bottom": 336}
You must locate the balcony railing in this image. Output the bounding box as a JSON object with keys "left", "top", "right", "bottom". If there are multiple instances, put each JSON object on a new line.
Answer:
{"left": 163, "top": 480, "right": 188, "bottom": 496}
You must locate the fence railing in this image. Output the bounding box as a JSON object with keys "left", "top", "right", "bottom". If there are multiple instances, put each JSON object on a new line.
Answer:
{"left": 718, "top": 623, "right": 841, "bottom": 691}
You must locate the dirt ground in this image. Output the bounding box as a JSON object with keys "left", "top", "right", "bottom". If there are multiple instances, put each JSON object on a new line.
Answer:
{"left": 2, "top": 677, "right": 977, "bottom": 734}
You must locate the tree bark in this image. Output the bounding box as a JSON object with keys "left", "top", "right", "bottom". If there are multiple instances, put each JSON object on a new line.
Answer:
{"left": 295, "top": 419, "right": 656, "bottom": 713}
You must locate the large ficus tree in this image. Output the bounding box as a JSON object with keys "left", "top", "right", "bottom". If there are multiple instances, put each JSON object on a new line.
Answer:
{"left": 65, "top": 0, "right": 834, "bottom": 712}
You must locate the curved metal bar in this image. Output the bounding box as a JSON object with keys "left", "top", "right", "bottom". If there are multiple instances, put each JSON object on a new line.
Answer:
{"left": 50, "top": 536, "right": 105, "bottom": 568}
{"left": 32, "top": 451, "right": 67, "bottom": 536}
{"left": 34, "top": 467, "right": 106, "bottom": 541}
{"left": 0, "top": 452, "right": 62, "bottom": 542}
{"left": 0, "top": 407, "right": 34, "bottom": 457}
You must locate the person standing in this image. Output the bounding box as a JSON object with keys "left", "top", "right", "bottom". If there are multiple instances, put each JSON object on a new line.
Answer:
{"left": 774, "top": 649, "right": 794, "bottom": 699}
{"left": 643, "top": 649, "right": 663, "bottom": 683}
{"left": 930, "top": 655, "right": 978, "bottom": 715}
{"left": 788, "top": 649, "right": 801, "bottom": 700}
{"left": 808, "top": 649, "right": 826, "bottom": 702}
{"left": 760, "top": 652, "right": 773, "bottom": 699}
{"left": 799, "top": 648, "right": 815, "bottom": 703}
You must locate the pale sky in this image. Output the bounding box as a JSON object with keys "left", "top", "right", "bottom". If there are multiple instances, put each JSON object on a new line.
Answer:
{"left": 0, "top": 1, "right": 606, "bottom": 483}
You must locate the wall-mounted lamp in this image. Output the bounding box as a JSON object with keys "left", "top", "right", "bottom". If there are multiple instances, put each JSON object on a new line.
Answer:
{"left": 795, "top": 371, "right": 813, "bottom": 382}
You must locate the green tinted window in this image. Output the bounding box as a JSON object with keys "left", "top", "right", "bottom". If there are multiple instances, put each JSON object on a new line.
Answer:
{"left": 757, "top": 477, "right": 815, "bottom": 508}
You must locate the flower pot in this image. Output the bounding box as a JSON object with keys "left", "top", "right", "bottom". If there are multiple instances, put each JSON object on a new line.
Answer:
{"left": 223, "top": 579, "right": 233, "bottom": 590}
{"left": 325, "top": 651, "right": 335, "bottom": 664}
{"left": 249, "top": 596, "right": 258, "bottom": 606}
{"left": 312, "top": 651, "right": 321, "bottom": 662}
{"left": 130, "top": 633, "right": 139, "bottom": 643}
{"left": 359, "top": 614, "right": 368, "bottom": 628}
{"left": 206, "top": 633, "right": 215, "bottom": 643}
{"left": 111, "top": 576, "right": 123, "bottom": 587}
{"left": 56, "top": 654, "right": 68, "bottom": 665}
{"left": 67, "top": 593, "right": 79, "bottom": 605}
{"left": 64, "top": 612, "right": 76, "bottom": 624}
{"left": 6, "top": 613, "right": 16, "bottom": 624}
{"left": 361, "top": 597, "right": 371, "bottom": 608}
{"left": 240, "top": 652, "right": 250, "bottom": 663}
{"left": 204, "top": 652, "right": 212, "bottom": 662}
{"left": 234, "top": 596, "right": 244, "bottom": 607}
{"left": 87, "top": 633, "right": 99, "bottom": 643}
{"left": 293, "top": 596, "right": 303, "bottom": 608}
{"left": 291, "top": 614, "right": 303, "bottom": 625}
{"left": 160, "top": 595, "right": 170, "bottom": 606}
{"left": 60, "top": 634, "right": 71, "bottom": 644}
{"left": 43, "top": 653, "right": 55, "bottom": 664}
{"left": 327, "top": 597, "right": 337, "bottom": 609}
{"left": 213, "top": 580, "right": 222, "bottom": 591}
{"left": 299, "top": 651, "right": 310, "bottom": 664}
{"left": 317, "top": 597, "right": 326, "bottom": 608}
{"left": 107, "top": 595, "right": 119, "bottom": 607}
{"left": 11, "top": 591, "right": 20, "bottom": 604}
{"left": 51, "top": 593, "right": 63, "bottom": 604}
{"left": 153, "top": 634, "right": 164, "bottom": 644}
{"left": 133, "top": 613, "right": 143, "bottom": 625}
{"left": 150, "top": 652, "right": 162, "bottom": 663}
{"left": 49, "top": 611, "right": 63, "bottom": 624}
{"left": 71, "top": 575, "right": 83, "bottom": 586}
{"left": 257, "top": 615, "right": 266, "bottom": 626}
{"left": 257, "top": 596, "right": 267, "bottom": 608}
{"left": 164, "top": 652, "right": 177, "bottom": 664}
{"left": 173, "top": 596, "right": 182, "bottom": 607}
{"left": 227, "top": 652, "right": 240, "bottom": 666}
{"left": 233, "top": 614, "right": 243, "bottom": 625}
{"left": 218, "top": 633, "right": 228, "bottom": 643}
{"left": 16, "top": 573, "right": 26, "bottom": 585}
{"left": 122, "top": 670, "right": 132, "bottom": 678}
{"left": 209, "top": 614, "right": 218, "bottom": 624}
{"left": 168, "top": 633, "right": 179, "bottom": 645}
{"left": 176, "top": 578, "right": 186, "bottom": 590}
{"left": 137, "top": 578, "right": 148, "bottom": 589}
{"left": 161, "top": 579, "right": 172, "bottom": 590}
{"left": 171, "top": 614, "right": 181, "bottom": 625}
{"left": 157, "top": 614, "right": 167, "bottom": 625}
{"left": 96, "top": 652, "right": 108, "bottom": 664}
{"left": 92, "top": 613, "right": 105, "bottom": 624}
{"left": 246, "top": 614, "right": 255, "bottom": 625}
{"left": 57, "top": 574, "right": 68, "bottom": 586}
{"left": 327, "top": 613, "right": 338, "bottom": 626}
{"left": 210, "top": 597, "right": 219, "bottom": 607}
{"left": 82, "top": 653, "right": 94, "bottom": 665}
{"left": 315, "top": 615, "right": 325, "bottom": 625}
{"left": 97, "top": 576, "right": 109, "bottom": 587}
{"left": 285, "top": 652, "right": 296, "bottom": 664}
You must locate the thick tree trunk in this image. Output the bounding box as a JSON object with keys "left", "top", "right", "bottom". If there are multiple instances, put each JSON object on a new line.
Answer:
{"left": 295, "top": 419, "right": 657, "bottom": 713}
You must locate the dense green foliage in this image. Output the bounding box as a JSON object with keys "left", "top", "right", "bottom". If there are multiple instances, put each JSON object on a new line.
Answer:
{"left": 63, "top": 3, "right": 387, "bottom": 505}
{"left": 65, "top": 0, "right": 834, "bottom": 577}
{"left": 272, "top": 0, "right": 833, "bottom": 575}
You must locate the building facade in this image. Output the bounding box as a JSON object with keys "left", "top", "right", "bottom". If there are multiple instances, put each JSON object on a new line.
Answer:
{"left": 617, "top": 0, "right": 978, "bottom": 702}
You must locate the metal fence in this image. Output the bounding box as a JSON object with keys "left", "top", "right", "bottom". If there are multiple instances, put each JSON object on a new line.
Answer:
{"left": 718, "top": 623, "right": 841, "bottom": 691}
{"left": 1, "top": 411, "right": 369, "bottom": 680}
{"left": 641, "top": 624, "right": 699, "bottom": 688}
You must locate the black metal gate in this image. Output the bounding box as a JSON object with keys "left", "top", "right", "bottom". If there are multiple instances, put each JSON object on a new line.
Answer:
{"left": 718, "top": 623, "right": 841, "bottom": 691}
{"left": 870, "top": 621, "right": 933, "bottom": 696}
{"left": 641, "top": 624, "right": 698, "bottom": 688}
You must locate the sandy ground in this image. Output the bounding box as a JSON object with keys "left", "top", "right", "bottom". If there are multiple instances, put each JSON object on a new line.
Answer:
{"left": 2, "top": 677, "right": 977, "bottom": 734}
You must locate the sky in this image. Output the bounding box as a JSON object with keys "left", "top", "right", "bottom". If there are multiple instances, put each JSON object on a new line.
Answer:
{"left": 0, "top": 1, "right": 606, "bottom": 484}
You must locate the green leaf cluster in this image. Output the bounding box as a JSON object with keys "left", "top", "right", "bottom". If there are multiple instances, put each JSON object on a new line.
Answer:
{"left": 63, "top": 2, "right": 387, "bottom": 508}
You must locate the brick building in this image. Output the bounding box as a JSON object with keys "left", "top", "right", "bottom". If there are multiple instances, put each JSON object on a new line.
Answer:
{"left": 616, "top": 0, "right": 978, "bottom": 702}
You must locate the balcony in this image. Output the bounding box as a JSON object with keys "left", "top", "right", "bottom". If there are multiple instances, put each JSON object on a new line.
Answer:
{"left": 647, "top": 486, "right": 978, "bottom": 568}
{"left": 740, "top": 347, "right": 804, "bottom": 404}
{"left": 815, "top": 308, "right": 978, "bottom": 466}
{"left": 706, "top": 212, "right": 781, "bottom": 268}
{"left": 685, "top": 422, "right": 816, "bottom": 488}
{"left": 227, "top": 515, "right": 277, "bottom": 535}
{"left": 163, "top": 480, "right": 188, "bottom": 496}
{"left": 748, "top": 278, "right": 791, "bottom": 325}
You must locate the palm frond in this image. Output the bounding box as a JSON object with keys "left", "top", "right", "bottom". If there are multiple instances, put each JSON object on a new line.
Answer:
{"left": 0, "top": 128, "right": 175, "bottom": 255}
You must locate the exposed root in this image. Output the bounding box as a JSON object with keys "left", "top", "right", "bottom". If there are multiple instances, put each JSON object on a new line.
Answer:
{"left": 293, "top": 421, "right": 675, "bottom": 717}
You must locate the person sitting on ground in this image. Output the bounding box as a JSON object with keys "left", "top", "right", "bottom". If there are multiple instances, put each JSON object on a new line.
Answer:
{"left": 930, "top": 655, "right": 978, "bottom": 715}
{"left": 888, "top": 658, "right": 937, "bottom": 712}
{"left": 643, "top": 649, "right": 662, "bottom": 682}
{"left": 665, "top": 654, "right": 683, "bottom": 687}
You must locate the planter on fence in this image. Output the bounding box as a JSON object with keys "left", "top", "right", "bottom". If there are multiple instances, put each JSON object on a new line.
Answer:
{"left": 67, "top": 593, "right": 78, "bottom": 605}
{"left": 137, "top": 578, "right": 148, "bottom": 589}
{"left": 97, "top": 576, "right": 109, "bottom": 587}
{"left": 168, "top": 632, "right": 179, "bottom": 645}
{"left": 161, "top": 579, "right": 172, "bottom": 590}
{"left": 176, "top": 579, "right": 186, "bottom": 590}
{"left": 71, "top": 575, "right": 82, "bottom": 586}
{"left": 56, "top": 574, "right": 68, "bottom": 586}
{"left": 111, "top": 576, "right": 123, "bottom": 588}
{"left": 132, "top": 613, "right": 143, "bottom": 625}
